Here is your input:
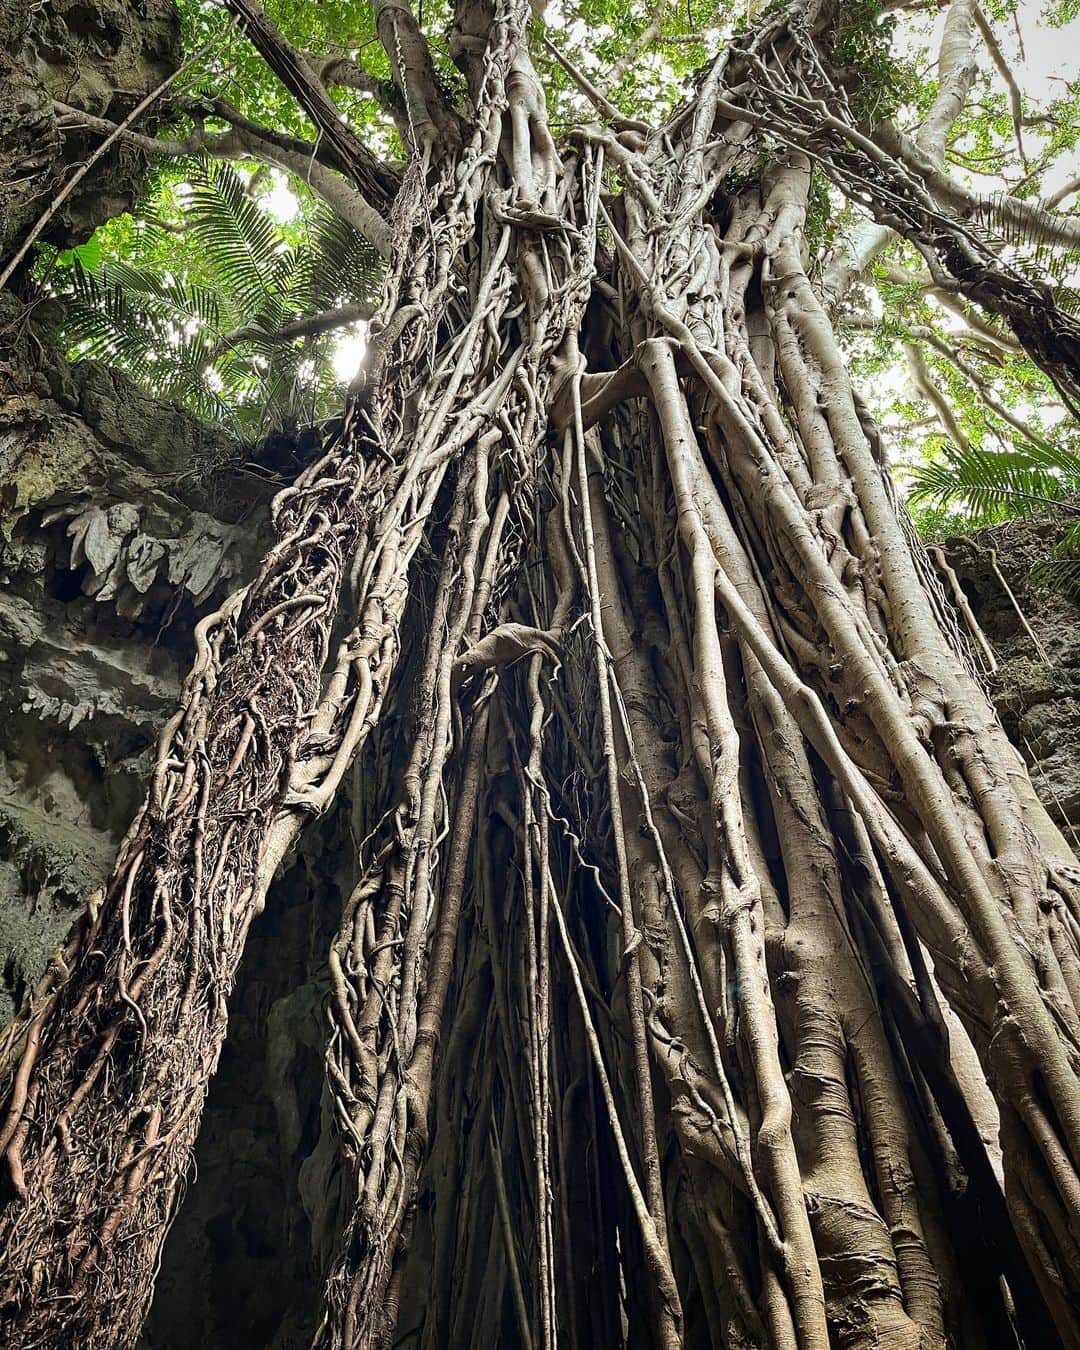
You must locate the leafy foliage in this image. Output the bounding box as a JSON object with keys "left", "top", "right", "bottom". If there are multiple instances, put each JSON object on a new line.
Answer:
{"left": 47, "top": 162, "right": 382, "bottom": 437}
{"left": 28, "top": 0, "right": 1080, "bottom": 505}
{"left": 909, "top": 437, "right": 1080, "bottom": 520}
{"left": 907, "top": 425, "right": 1080, "bottom": 596}
{"left": 829, "top": 0, "right": 910, "bottom": 124}
{"left": 63, "top": 259, "right": 230, "bottom": 420}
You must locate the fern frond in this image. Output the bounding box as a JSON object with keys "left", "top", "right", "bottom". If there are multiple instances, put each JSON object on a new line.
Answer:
{"left": 908, "top": 440, "right": 1080, "bottom": 524}
{"left": 977, "top": 191, "right": 1080, "bottom": 293}
{"left": 292, "top": 210, "right": 382, "bottom": 312}
{"left": 1032, "top": 545, "right": 1080, "bottom": 601}
{"left": 55, "top": 166, "right": 380, "bottom": 433}
{"left": 186, "top": 161, "right": 286, "bottom": 314}
{"left": 64, "top": 262, "right": 226, "bottom": 420}
{"left": 98, "top": 259, "right": 227, "bottom": 335}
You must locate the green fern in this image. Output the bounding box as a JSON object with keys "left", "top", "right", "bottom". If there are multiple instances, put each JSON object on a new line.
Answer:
{"left": 64, "top": 261, "right": 231, "bottom": 421}
{"left": 910, "top": 436, "right": 1080, "bottom": 601}
{"left": 1032, "top": 520, "right": 1080, "bottom": 599}
{"left": 185, "top": 162, "right": 289, "bottom": 315}
{"left": 292, "top": 210, "right": 382, "bottom": 313}
{"left": 908, "top": 439, "right": 1080, "bottom": 524}
{"left": 49, "top": 160, "right": 384, "bottom": 437}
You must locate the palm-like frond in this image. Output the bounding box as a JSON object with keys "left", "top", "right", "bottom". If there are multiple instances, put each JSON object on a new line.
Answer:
{"left": 64, "top": 262, "right": 231, "bottom": 422}
{"left": 290, "top": 210, "right": 382, "bottom": 313}
{"left": 185, "top": 161, "right": 289, "bottom": 315}
{"left": 95, "top": 258, "right": 226, "bottom": 335}
{"left": 972, "top": 193, "right": 1080, "bottom": 318}
{"left": 911, "top": 438, "right": 1080, "bottom": 603}
{"left": 908, "top": 439, "right": 1080, "bottom": 524}
{"left": 52, "top": 162, "right": 385, "bottom": 434}
{"left": 1031, "top": 521, "right": 1080, "bottom": 598}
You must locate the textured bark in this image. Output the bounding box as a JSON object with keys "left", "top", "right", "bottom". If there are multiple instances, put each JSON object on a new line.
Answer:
{"left": 3, "top": 1, "right": 1080, "bottom": 1348}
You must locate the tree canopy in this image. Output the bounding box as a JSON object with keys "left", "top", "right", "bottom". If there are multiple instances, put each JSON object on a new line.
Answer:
{"left": 35, "top": 0, "right": 1080, "bottom": 535}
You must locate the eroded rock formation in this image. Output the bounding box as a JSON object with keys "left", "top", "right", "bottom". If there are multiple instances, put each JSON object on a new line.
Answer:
{"left": 0, "top": 296, "right": 264, "bottom": 1025}
{"left": 1, "top": 0, "right": 180, "bottom": 268}
{"left": 944, "top": 513, "right": 1080, "bottom": 834}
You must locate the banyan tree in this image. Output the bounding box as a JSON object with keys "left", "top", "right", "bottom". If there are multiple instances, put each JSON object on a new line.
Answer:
{"left": 3, "top": 0, "right": 1080, "bottom": 1345}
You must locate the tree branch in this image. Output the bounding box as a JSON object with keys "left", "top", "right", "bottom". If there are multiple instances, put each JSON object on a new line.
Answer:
{"left": 53, "top": 102, "right": 394, "bottom": 258}
{"left": 877, "top": 262, "right": 1022, "bottom": 356}
{"left": 1046, "top": 174, "right": 1080, "bottom": 209}
{"left": 218, "top": 302, "right": 372, "bottom": 350}
{"left": 972, "top": 3, "right": 1027, "bottom": 168}
{"left": 878, "top": 125, "right": 1080, "bottom": 249}
{"left": 905, "top": 338, "right": 970, "bottom": 449}
{"left": 372, "top": 0, "right": 460, "bottom": 152}
{"left": 306, "top": 52, "right": 412, "bottom": 140}
{"left": 541, "top": 36, "right": 650, "bottom": 135}
{"left": 821, "top": 0, "right": 977, "bottom": 310}
{"left": 608, "top": 0, "right": 663, "bottom": 84}
{"left": 908, "top": 321, "right": 1060, "bottom": 450}
{"left": 222, "top": 0, "right": 400, "bottom": 206}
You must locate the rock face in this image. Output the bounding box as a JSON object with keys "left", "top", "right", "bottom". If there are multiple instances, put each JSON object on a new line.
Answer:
{"left": 942, "top": 510, "right": 1080, "bottom": 833}
{"left": 0, "top": 297, "right": 261, "bottom": 1025}
{"left": 1, "top": 0, "right": 181, "bottom": 268}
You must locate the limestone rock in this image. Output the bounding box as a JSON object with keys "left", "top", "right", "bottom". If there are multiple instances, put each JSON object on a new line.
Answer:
{"left": 0, "top": 307, "right": 268, "bottom": 1024}
{"left": 942, "top": 508, "right": 1080, "bottom": 831}
{"left": 1, "top": 0, "right": 182, "bottom": 268}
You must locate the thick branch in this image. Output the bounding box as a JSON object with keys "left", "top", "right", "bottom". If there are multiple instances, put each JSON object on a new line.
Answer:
{"left": 1046, "top": 174, "right": 1080, "bottom": 209}
{"left": 822, "top": 1, "right": 1080, "bottom": 307}
{"left": 372, "top": 0, "right": 460, "bottom": 152}
{"left": 821, "top": 0, "right": 977, "bottom": 310}
{"left": 878, "top": 123, "right": 1080, "bottom": 249}
{"left": 306, "top": 52, "right": 412, "bottom": 141}
{"left": 218, "top": 303, "right": 373, "bottom": 350}
{"left": 222, "top": 0, "right": 400, "bottom": 206}
{"left": 53, "top": 102, "right": 394, "bottom": 258}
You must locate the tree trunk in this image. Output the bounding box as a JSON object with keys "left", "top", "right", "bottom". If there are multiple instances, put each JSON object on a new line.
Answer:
{"left": 3, "top": 1, "right": 1080, "bottom": 1348}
